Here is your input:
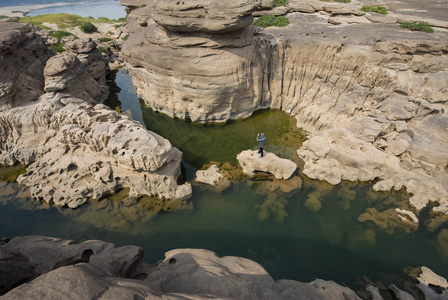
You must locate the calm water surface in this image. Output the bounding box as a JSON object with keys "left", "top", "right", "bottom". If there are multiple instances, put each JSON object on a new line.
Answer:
{"left": 1, "top": 70, "right": 447, "bottom": 289}
{"left": 28, "top": 1, "right": 125, "bottom": 19}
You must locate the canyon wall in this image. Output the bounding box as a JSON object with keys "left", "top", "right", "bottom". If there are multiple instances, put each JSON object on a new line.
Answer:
{"left": 121, "top": 0, "right": 448, "bottom": 217}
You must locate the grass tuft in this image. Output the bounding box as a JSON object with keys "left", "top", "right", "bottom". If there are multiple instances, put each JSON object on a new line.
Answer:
{"left": 253, "top": 15, "right": 290, "bottom": 28}
{"left": 274, "top": 0, "right": 289, "bottom": 6}
{"left": 400, "top": 22, "right": 434, "bottom": 33}
{"left": 97, "top": 46, "right": 107, "bottom": 53}
{"left": 360, "top": 5, "right": 388, "bottom": 15}
{"left": 100, "top": 37, "right": 113, "bottom": 42}
{"left": 48, "top": 30, "right": 73, "bottom": 39}
{"left": 49, "top": 43, "right": 65, "bottom": 53}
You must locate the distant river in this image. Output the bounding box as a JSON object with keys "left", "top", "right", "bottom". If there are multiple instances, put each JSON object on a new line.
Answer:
{"left": 28, "top": 1, "right": 125, "bottom": 19}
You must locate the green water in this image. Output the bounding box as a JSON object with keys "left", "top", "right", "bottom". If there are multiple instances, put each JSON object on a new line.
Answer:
{"left": 1, "top": 70, "right": 448, "bottom": 291}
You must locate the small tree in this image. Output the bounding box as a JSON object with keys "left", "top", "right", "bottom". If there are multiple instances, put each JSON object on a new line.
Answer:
{"left": 80, "top": 22, "right": 97, "bottom": 33}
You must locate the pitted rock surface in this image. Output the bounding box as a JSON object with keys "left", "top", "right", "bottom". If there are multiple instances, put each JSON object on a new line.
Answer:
{"left": 0, "top": 93, "right": 192, "bottom": 207}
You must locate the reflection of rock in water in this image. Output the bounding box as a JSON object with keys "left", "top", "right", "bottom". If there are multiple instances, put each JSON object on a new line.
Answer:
{"left": 437, "top": 229, "right": 448, "bottom": 259}
{"left": 137, "top": 195, "right": 193, "bottom": 214}
{"left": 358, "top": 208, "right": 419, "bottom": 237}
{"left": 255, "top": 195, "right": 288, "bottom": 223}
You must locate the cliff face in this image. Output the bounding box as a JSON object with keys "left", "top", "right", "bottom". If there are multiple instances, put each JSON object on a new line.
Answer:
{"left": 0, "top": 23, "right": 192, "bottom": 207}
{"left": 122, "top": 0, "right": 268, "bottom": 122}
{"left": 121, "top": 0, "right": 448, "bottom": 217}
{"left": 0, "top": 23, "right": 53, "bottom": 112}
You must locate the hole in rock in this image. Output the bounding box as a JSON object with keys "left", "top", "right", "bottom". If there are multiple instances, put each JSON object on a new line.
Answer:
{"left": 169, "top": 258, "right": 176, "bottom": 264}
{"left": 133, "top": 273, "right": 148, "bottom": 280}
{"left": 81, "top": 249, "right": 94, "bottom": 262}
{"left": 67, "top": 163, "right": 78, "bottom": 172}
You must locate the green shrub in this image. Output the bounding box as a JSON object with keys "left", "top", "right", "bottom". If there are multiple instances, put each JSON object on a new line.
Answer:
{"left": 97, "top": 46, "right": 108, "bottom": 53}
{"left": 360, "top": 5, "right": 388, "bottom": 15}
{"left": 140, "top": 4, "right": 147, "bottom": 8}
{"left": 114, "top": 24, "right": 122, "bottom": 29}
{"left": 49, "top": 43, "right": 65, "bottom": 53}
{"left": 274, "top": 0, "right": 289, "bottom": 6}
{"left": 117, "top": 17, "right": 126, "bottom": 22}
{"left": 80, "top": 22, "right": 97, "bottom": 33}
{"left": 0, "top": 15, "right": 9, "bottom": 19}
{"left": 252, "top": 15, "right": 290, "bottom": 28}
{"left": 48, "top": 30, "right": 73, "bottom": 39}
{"left": 100, "top": 37, "right": 113, "bottom": 42}
{"left": 107, "top": 31, "right": 113, "bottom": 35}
{"left": 400, "top": 22, "right": 434, "bottom": 33}
{"left": 121, "top": 34, "right": 129, "bottom": 41}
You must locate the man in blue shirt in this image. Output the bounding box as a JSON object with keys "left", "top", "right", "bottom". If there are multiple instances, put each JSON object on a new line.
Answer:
{"left": 256, "top": 133, "right": 266, "bottom": 158}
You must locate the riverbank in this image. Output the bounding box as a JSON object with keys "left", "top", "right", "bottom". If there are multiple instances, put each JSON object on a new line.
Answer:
{"left": 0, "top": 2, "right": 86, "bottom": 17}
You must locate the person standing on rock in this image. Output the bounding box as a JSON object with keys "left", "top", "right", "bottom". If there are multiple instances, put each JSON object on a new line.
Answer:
{"left": 256, "top": 133, "right": 266, "bottom": 158}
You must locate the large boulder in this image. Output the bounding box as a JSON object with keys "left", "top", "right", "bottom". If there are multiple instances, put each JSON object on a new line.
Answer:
{"left": 0, "top": 23, "right": 53, "bottom": 112}
{"left": 237, "top": 149, "right": 297, "bottom": 179}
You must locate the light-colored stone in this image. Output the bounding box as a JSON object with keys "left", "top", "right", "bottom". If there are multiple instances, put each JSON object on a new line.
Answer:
{"left": 237, "top": 150, "right": 297, "bottom": 180}
{"left": 195, "top": 164, "right": 231, "bottom": 191}
{"left": 0, "top": 93, "right": 192, "bottom": 207}
{"left": 153, "top": 0, "right": 261, "bottom": 33}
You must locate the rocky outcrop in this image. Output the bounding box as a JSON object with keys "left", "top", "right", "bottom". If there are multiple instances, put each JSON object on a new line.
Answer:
{"left": 0, "top": 22, "right": 191, "bottom": 207}
{"left": 237, "top": 149, "right": 297, "bottom": 179}
{"left": 0, "top": 23, "right": 53, "bottom": 112}
{"left": 121, "top": 0, "right": 268, "bottom": 122}
{"left": 194, "top": 164, "right": 231, "bottom": 191}
{"left": 49, "top": 38, "right": 110, "bottom": 103}
{"left": 0, "top": 92, "right": 191, "bottom": 207}
{"left": 1, "top": 235, "right": 447, "bottom": 299}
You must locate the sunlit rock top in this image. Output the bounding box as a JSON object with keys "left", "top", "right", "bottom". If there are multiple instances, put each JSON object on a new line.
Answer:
{"left": 153, "top": 0, "right": 262, "bottom": 33}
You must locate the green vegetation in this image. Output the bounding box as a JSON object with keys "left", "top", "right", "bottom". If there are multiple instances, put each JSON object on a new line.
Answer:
{"left": 114, "top": 24, "right": 122, "bottom": 29}
{"left": 79, "top": 22, "right": 97, "bottom": 33}
{"left": 117, "top": 17, "right": 126, "bottom": 22}
{"left": 140, "top": 4, "right": 147, "bottom": 8}
{"left": 360, "top": 5, "right": 388, "bottom": 15}
{"left": 49, "top": 43, "right": 65, "bottom": 53}
{"left": 274, "top": 0, "right": 289, "bottom": 6}
{"left": 252, "top": 15, "right": 290, "bottom": 28}
{"left": 121, "top": 34, "right": 129, "bottom": 41}
{"left": 400, "top": 22, "right": 434, "bottom": 33}
{"left": 18, "top": 13, "right": 117, "bottom": 30}
{"left": 97, "top": 46, "right": 107, "bottom": 53}
{"left": 47, "top": 30, "right": 73, "bottom": 39}
{"left": 0, "top": 15, "right": 9, "bottom": 19}
{"left": 100, "top": 37, "right": 113, "bottom": 42}
{"left": 107, "top": 30, "right": 113, "bottom": 35}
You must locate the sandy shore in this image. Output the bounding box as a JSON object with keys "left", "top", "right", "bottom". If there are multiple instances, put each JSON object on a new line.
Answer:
{"left": 0, "top": 2, "right": 87, "bottom": 17}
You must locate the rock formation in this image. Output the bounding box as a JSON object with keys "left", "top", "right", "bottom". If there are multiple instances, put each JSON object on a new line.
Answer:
{"left": 2, "top": 235, "right": 447, "bottom": 299}
{"left": 237, "top": 149, "right": 297, "bottom": 179}
{"left": 0, "top": 22, "right": 192, "bottom": 207}
{"left": 121, "top": 0, "right": 268, "bottom": 122}
{"left": 194, "top": 164, "right": 231, "bottom": 191}
{"left": 120, "top": 0, "right": 448, "bottom": 221}
{"left": 0, "top": 23, "right": 53, "bottom": 112}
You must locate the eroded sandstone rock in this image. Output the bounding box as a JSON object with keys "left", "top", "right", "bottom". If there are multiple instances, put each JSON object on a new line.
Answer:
{"left": 0, "top": 93, "right": 192, "bottom": 207}
{"left": 0, "top": 23, "right": 53, "bottom": 112}
{"left": 237, "top": 149, "right": 297, "bottom": 179}
{"left": 194, "top": 164, "right": 231, "bottom": 191}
